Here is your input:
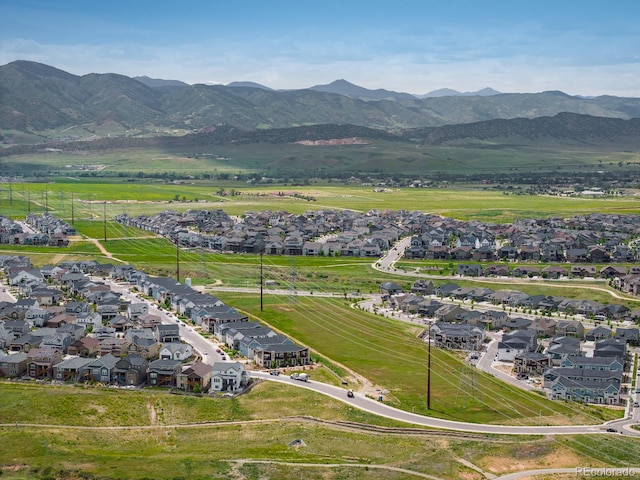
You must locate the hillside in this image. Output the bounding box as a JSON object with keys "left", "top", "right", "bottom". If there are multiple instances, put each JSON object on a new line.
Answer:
{"left": 2, "top": 61, "right": 640, "bottom": 141}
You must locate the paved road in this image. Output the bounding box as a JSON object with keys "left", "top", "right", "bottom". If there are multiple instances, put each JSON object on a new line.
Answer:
{"left": 249, "top": 372, "right": 633, "bottom": 435}
{"left": 95, "top": 277, "right": 225, "bottom": 365}
{"left": 494, "top": 467, "right": 640, "bottom": 480}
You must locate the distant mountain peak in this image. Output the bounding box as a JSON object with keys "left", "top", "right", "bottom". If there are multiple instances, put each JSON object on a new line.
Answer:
{"left": 420, "top": 87, "right": 502, "bottom": 98}
{"left": 309, "top": 79, "right": 416, "bottom": 101}
{"left": 226, "top": 81, "right": 273, "bottom": 91}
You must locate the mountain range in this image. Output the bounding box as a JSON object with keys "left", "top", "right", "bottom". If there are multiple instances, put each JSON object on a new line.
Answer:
{"left": 2, "top": 60, "right": 640, "bottom": 142}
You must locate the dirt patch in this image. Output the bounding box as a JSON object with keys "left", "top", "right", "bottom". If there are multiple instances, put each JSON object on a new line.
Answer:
{"left": 480, "top": 442, "right": 583, "bottom": 474}
{"left": 148, "top": 401, "right": 158, "bottom": 425}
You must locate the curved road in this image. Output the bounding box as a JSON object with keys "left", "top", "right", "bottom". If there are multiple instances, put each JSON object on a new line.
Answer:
{"left": 249, "top": 372, "right": 639, "bottom": 436}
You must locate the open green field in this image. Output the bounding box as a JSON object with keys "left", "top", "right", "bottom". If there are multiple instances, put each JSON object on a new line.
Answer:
{"left": 1, "top": 382, "right": 639, "bottom": 480}
{"left": 2, "top": 180, "right": 640, "bottom": 223}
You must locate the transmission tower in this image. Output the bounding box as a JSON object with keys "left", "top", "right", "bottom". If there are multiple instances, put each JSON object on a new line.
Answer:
{"left": 199, "top": 247, "right": 208, "bottom": 283}
{"left": 288, "top": 256, "right": 297, "bottom": 303}
{"left": 454, "top": 363, "right": 482, "bottom": 408}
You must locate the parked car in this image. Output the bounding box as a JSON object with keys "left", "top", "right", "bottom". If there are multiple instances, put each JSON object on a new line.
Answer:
{"left": 269, "top": 370, "right": 280, "bottom": 376}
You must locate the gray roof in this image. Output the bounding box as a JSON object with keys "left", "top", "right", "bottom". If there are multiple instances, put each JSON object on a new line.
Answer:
{"left": 55, "top": 356, "right": 94, "bottom": 369}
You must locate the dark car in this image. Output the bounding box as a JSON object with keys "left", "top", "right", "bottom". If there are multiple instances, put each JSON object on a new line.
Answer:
{"left": 606, "top": 428, "right": 618, "bottom": 433}
{"left": 269, "top": 370, "right": 280, "bottom": 376}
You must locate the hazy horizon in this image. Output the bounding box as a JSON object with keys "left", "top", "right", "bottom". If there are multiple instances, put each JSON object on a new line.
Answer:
{"left": 1, "top": 0, "right": 639, "bottom": 97}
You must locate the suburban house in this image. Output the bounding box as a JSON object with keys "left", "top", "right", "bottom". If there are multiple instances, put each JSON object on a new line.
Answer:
{"left": 156, "top": 324, "right": 181, "bottom": 343}
{"left": 176, "top": 361, "right": 212, "bottom": 392}
{"left": 585, "top": 326, "right": 612, "bottom": 342}
{"left": 545, "top": 373, "right": 621, "bottom": 405}
{"left": 159, "top": 343, "right": 193, "bottom": 361}
{"left": 146, "top": 359, "right": 181, "bottom": 387}
{"left": 26, "top": 347, "right": 63, "bottom": 379}
{"left": 0, "top": 352, "right": 28, "bottom": 377}
{"left": 555, "top": 320, "right": 585, "bottom": 340}
{"left": 513, "top": 352, "right": 551, "bottom": 376}
{"left": 113, "top": 353, "right": 149, "bottom": 386}
{"left": 496, "top": 329, "right": 538, "bottom": 362}
{"left": 84, "top": 354, "right": 119, "bottom": 383}
{"left": 430, "top": 322, "right": 485, "bottom": 351}
{"left": 210, "top": 361, "right": 245, "bottom": 393}
{"left": 53, "top": 356, "right": 93, "bottom": 382}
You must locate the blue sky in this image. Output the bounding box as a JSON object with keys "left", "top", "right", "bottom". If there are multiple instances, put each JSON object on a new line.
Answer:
{"left": 1, "top": 0, "right": 639, "bottom": 96}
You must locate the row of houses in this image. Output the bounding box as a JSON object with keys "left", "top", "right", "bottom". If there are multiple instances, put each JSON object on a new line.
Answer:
{"left": 0, "top": 349, "right": 245, "bottom": 393}
{"left": 383, "top": 279, "right": 637, "bottom": 405}
{"left": 0, "top": 215, "right": 69, "bottom": 247}
{"left": 383, "top": 280, "right": 640, "bottom": 325}
{"left": 115, "top": 209, "right": 640, "bottom": 262}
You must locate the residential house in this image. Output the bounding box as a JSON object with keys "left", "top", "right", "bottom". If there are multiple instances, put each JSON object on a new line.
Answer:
{"left": 138, "top": 313, "right": 162, "bottom": 329}
{"left": 84, "top": 354, "right": 118, "bottom": 383}
{"left": 411, "top": 280, "right": 435, "bottom": 295}
{"left": 560, "top": 355, "right": 623, "bottom": 372}
{"left": 433, "top": 304, "right": 467, "bottom": 322}
{"left": 0, "top": 352, "right": 28, "bottom": 377}
{"left": 548, "top": 376, "right": 620, "bottom": 404}
{"left": 431, "top": 322, "right": 485, "bottom": 351}
{"left": 99, "top": 337, "right": 129, "bottom": 357}
{"left": 496, "top": 329, "right": 538, "bottom": 362}
{"left": 67, "top": 336, "right": 101, "bottom": 357}
{"left": 513, "top": 352, "right": 551, "bottom": 376}
{"left": 147, "top": 359, "right": 181, "bottom": 387}
{"left": 113, "top": 353, "right": 148, "bottom": 386}
{"left": 528, "top": 317, "right": 557, "bottom": 337}
{"left": 156, "top": 324, "right": 181, "bottom": 343}
{"left": 53, "top": 356, "right": 93, "bottom": 382}
{"left": 556, "top": 320, "right": 585, "bottom": 340}
{"left": 253, "top": 343, "right": 310, "bottom": 368}
{"left": 159, "top": 343, "right": 193, "bottom": 361}
{"left": 210, "top": 361, "right": 245, "bottom": 393}
{"left": 547, "top": 336, "right": 582, "bottom": 365}
{"left": 127, "top": 303, "right": 149, "bottom": 321}
{"left": 26, "top": 347, "right": 63, "bottom": 379}
{"left": 543, "top": 368, "right": 622, "bottom": 389}
{"left": 380, "top": 281, "right": 404, "bottom": 296}
{"left": 177, "top": 361, "right": 212, "bottom": 392}
{"left": 585, "top": 326, "right": 612, "bottom": 342}
{"left": 615, "top": 328, "right": 640, "bottom": 346}
{"left": 593, "top": 338, "right": 626, "bottom": 359}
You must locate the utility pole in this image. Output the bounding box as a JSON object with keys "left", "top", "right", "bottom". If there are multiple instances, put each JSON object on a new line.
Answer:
{"left": 71, "top": 193, "right": 75, "bottom": 225}
{"left": 427, "top": 321, "right": 431, "bottom": 410}
{"left": 27, "top": 189, "right": 31, "bottom": 214}
{"left": 103, "top": 202, "right": 107, "bottom": 242}
{"left": 260, "top": 253, "right": 264, "bottom": 311}
{"left": 175, "top": 237, "right": 180, "bottom": 282}
{"left": 8, "top": 180, "right": 12, "bottom": 206}
{"left": 44, "top": 187, "right": 48, "bottom": 213}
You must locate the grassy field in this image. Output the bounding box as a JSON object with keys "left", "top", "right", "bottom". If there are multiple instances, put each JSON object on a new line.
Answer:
{"left": 3, "top": 180, "right": 640, "bottom": 223}
{"left": 1, "top": 381, "right": 638, "bottom": 480}
{"left": 216, "top": 293, "right": 620, "bottom": 426}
